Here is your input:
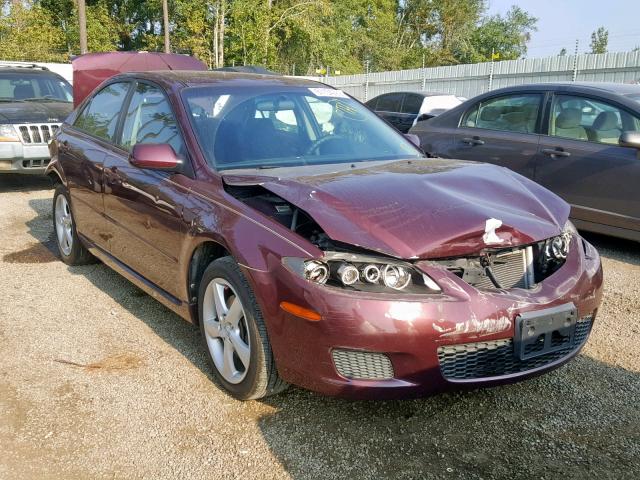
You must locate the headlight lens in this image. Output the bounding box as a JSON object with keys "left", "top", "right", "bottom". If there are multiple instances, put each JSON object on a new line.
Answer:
{"left": 0, "top": 124, "right": 19, "bottom": 142}
{"left": 543, "top": 220, "right": 575, "bottom": 261}
{"left": 284, "top": 253, "right": 441, "bottom": 294}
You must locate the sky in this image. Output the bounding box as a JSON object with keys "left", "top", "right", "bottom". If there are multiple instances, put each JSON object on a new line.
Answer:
{"left": 487, "top": 0, "right": 640, "bottom": 58}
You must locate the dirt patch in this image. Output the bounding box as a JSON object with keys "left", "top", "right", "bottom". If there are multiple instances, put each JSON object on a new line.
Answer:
{"left": 53, "top": 353, "right": 144, "bottom": 372}
{"left": 3, "top": 241, "right": 57, "bottom": 264}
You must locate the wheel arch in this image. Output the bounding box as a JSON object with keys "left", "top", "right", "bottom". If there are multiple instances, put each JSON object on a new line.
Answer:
{"left": 186, "top": 240, "right": 230, "bottom": 324}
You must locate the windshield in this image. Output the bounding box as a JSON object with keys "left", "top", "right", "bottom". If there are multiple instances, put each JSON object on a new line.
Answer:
{"left": 182, "top": 86, "right": 422, "bottom": 170}
{"left": 0, "top": 72, "right": 72, "bottom": 102}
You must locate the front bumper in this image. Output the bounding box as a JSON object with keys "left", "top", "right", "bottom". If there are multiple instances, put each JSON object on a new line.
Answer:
{"left": 0, "top": 142, "right": 51, "bottom": 174}
{"left": 246, "top": 235, "right": 603, "bottom": 399}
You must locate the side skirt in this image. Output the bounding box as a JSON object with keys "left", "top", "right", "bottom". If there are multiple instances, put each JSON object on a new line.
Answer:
{"left": 80, "top": 234, "right": 195, "bottom": 323}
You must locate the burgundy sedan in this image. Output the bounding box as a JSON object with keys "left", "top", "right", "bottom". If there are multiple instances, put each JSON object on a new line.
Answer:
{"left": 46, "top": 71, "right": 603, "bottom": 400}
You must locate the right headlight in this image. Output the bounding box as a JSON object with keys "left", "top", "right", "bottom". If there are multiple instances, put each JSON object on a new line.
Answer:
{"left": 283, "top": 252, "right": 441, "bottom": 294}
{"left": 0, "top": 124, "right": 20, "bottom": 142}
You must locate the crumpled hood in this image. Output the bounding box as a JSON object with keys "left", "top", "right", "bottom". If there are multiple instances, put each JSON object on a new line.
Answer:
{"left": 0, "top": 101, "right": 72, "bottom": 124}
{"left": 223, "top": 159, "right": 570, "bottom": 259}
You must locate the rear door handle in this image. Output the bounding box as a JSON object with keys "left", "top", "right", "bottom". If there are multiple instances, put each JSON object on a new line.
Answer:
{"left": 462, "top": 136, "right": 485, "bottom": 146}
{"left": 541, "top": 148, "right": 571, "bottom": 158}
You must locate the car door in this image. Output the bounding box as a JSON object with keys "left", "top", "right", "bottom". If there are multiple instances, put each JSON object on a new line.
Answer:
{"left": 534, "top": 93, "right": 640, "bottom": 235}
{"left": 103, "top": 81, "right": 191, "bottom": 299}
{"left": 444, "top": 93, "right": 544, "bottom": 178}
{"left": 374, "top": 93, "right": 405, "bottom": 131}
{"left": 60, "top": 81, "right": 132, "bottom": 249}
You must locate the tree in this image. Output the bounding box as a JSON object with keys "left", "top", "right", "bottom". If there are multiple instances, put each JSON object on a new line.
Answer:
{"left": 0, "top": 2, "right": 67, "bottom": 62}
{"left": 469, "top": 6, "right": 537, "bottom": 63}
{"left": 590, "top": 26, "right": 608, "bottom": 54}
{"left": 559, "top": 48, "right": 567, "bottom": 56}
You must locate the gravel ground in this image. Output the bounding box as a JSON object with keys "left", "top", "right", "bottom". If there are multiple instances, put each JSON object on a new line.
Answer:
{"left": 1, "top": 174, "right": 638, "bottom": 480}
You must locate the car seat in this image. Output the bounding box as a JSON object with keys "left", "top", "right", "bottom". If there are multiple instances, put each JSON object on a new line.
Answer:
{"left": 554, "top": 108, "right": 588, "bottom": 140}
{"left": 591, "top": 111, "right": 621, "bottom": 144}
{"left": 13, "top": 83, "right": 35, "bottom": 100}
{"left": 476, "top": 106, "right": 501, "bottom": 128}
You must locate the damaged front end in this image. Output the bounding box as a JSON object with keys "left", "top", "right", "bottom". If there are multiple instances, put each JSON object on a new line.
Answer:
{"left": 430, "top": 222, "right": 575, "bottom": 291}
{"left": 225, "top": 178, "right": 575, "bottom": 295}
{"left": 220, "top": 166, "right": 602, "bottom": 399}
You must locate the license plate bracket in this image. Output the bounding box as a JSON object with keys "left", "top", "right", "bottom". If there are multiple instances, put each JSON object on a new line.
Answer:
{"left": 514, "top": 303, "right": 578, "bottom": 361}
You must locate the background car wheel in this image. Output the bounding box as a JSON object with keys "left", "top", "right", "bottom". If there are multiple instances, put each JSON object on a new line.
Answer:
{"left": 53, "top": 185, "right": 95, "bottom": 266}
{"left": 198, "top": 256, "right": 288, "bottom": 400}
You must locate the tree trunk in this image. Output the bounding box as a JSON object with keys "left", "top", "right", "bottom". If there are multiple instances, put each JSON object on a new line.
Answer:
{"left": 77, "top": 0, "right": 88, "bottom": 54}
{"left": 162, "top": 0, "right": 170, "bottom": 53}
{"left": 218, "top": 1, "right": 225, "bottom": 67}
{"left": 213, "top": 3, "right": 218, "bottom": 67}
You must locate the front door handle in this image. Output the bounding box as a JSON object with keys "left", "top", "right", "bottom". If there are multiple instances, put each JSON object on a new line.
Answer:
{"left": 541, "top": 148, "right": 571, "bottom": 158}
{"left": 462, "top": 136, "right": 485, "bottom": 146}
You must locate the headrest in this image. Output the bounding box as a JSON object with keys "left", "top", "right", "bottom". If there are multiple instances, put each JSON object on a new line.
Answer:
{"left": 13, "top": 83, "right": 35, "bottom": 100}
{"left": 593, "top": 111, "right": 619, "bottom": 130}
{"left": 556, "top": 108, "right": 582, "bottom": 129}
{"left": 479, "top": 106, "right": 500, "bottom": 121}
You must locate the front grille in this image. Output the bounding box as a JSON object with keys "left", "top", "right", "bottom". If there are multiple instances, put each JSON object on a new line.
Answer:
{"left": 332, "top": 349, "right": 394, "bottom": 380}
{"left": 476, "top": 248, "right": 529, "bottom": 289}
{"left": 21, "top": 158, "right": 50, "bottom": 169}
{"left": 437, "top": 316, "right": 593, "bottom": 380}
{"left": 17, "top": 123, "right": 59, "bottom": 144}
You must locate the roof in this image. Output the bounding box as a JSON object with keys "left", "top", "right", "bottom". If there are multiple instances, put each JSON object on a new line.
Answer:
{"left": 116, "top": 70, "right": 326, "bottom": 89}
{"left": 213, "top": 65, "right": 278, "bottom": 75}
{"left": 369, "top": 91, "right": 453, "bottom": 99}
{"left": 0, "top": 66, "right": 57, "bottom": 75}
{"left": 489, "top": 81, "right": 640, "bottom": 96}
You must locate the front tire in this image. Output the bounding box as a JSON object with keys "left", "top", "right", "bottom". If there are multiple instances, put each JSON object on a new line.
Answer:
{"left": 198, "top": 257, "right": 287, "bottom": 400}
{"left": 53, "top": 185, "right": 94, "bottom": 265}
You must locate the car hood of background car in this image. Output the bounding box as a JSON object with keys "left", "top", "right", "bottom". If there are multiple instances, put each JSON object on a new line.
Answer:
{"left": 222, "top": 159, "right": 570, "bottom": 259}
{"left": 0, "top": 101, "right": 73, "bottom": 124}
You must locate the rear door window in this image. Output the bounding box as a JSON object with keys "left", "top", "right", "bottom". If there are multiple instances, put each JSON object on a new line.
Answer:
{"left": 550, "top": 94, "right": 640, "bottom": 144}
{"left": 376, "top": 93, "right": 403, "bottom": 113}
{"left": 401, "top": 94, "right": 423, "bottom": 114}
{"left": 74, "top": 82, "right": 131, "bottom": 142}
{"left": 462, "top": 94, "right": 542, "bottom": 134}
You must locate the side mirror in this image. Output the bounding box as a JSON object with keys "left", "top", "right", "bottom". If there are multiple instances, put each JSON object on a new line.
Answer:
{"left": 619, "top": 131, "right": 640, "bottom": 150}
{"left": 416, "top": 113, "right": 433, "bottom": 123}
{"left": 130, "top": 143, "right": 183, "bottom": 172}
{"left": 404, "top": 133, "right": 421, "bottom": 148}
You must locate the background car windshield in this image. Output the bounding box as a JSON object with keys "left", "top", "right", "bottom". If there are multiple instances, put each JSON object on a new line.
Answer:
{"left": 0, "top": 73, "right": 72, "bottom": 102}
{"left": 182, "top": 87, "right": 422, "bottom": 170}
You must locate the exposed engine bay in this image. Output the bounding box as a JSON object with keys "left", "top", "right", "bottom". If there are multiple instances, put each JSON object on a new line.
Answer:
{"left": 225, "top": 183, "right": 335, "bottom": 250}
{"left": 226, "top": 183, "right": 571, "bottom": 291}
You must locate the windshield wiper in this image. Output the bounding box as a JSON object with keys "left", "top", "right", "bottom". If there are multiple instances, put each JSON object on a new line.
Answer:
{"left": 0, "top": 97, "right": 24, "bottom": 102}
{"left": 23, "top": 97, "right": 69, "bottom": 103}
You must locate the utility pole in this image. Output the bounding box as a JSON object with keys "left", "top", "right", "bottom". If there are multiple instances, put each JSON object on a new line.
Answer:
{"left": 421, "top": 52, "right": 426, "bottom": 91}
{"left": 488, "top": 48, "right": 495, "bottom": 91}
{"left": 572, "top": 39, "right": 579, "bottom": 81}
{"left": 364, "top": 59, "right": 370, "bottom": 101}
{"left": 162, "top": 0, "right": 170, "bottom": 53}
{"left": 78, "top": 0, "right": 88, "bottom": 54}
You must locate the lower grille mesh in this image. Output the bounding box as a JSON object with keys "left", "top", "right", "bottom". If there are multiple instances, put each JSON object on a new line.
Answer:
{"left": 332, "top": 349, "right": 394, "bottom": 380}
{"left": 437, "top": 316, "right": 593, "bottom": 380}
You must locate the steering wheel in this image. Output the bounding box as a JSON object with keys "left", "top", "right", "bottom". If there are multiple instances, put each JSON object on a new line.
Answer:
{"left": 305, "top": 135, "right": 349, "bottom": 155}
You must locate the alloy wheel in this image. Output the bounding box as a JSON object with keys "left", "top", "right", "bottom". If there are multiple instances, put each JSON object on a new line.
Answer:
{"left": 55, "top": 194, "right": 73, "bottom": 256}
{"left": 202, "top": 278, "right": 251, "bottom": 384}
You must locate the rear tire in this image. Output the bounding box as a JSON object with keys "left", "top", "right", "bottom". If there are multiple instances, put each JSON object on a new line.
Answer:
{"left": 52, "top": 185, "right": 94, "bottom": 265}
{"left": 198, "top": 256, "right": 288, "bottom": 400}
